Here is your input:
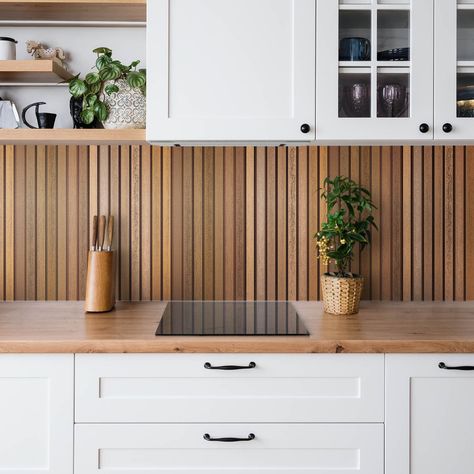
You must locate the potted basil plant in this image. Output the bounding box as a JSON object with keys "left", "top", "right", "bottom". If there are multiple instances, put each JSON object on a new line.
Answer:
{"left": 315, "top": 176, "right": 377, "bottom": 315}
{"left": 68, "top": 47, "right": 146, "bottom": 129}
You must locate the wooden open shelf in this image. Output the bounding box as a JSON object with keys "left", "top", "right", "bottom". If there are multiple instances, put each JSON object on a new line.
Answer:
{"left": 0, "top": 0, "right": 146, "bottom": 23}
{"left": 0, "top": 60, "right": 73, "bottom": 84}
{"left": 0, "top": 129, "right": 146, "bottom": 144}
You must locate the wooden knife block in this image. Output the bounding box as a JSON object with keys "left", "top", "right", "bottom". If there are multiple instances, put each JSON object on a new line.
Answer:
{"left": 84, "top": 250, "right": 116, "bottom": 313}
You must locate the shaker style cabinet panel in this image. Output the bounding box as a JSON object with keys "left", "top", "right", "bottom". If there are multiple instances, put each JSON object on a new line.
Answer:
{"left": 75, "top": 353, "right": 384, "bottom": 423}
{"left": 0, "top": 354, "right": 74, "bottom": 474}
{"left": 146, "top": 0, "right": 315, "bottom": 143}
{"left": 434, "top": 0, "right": 474, "bottom": 139}
{"left": 316, "top": 0, "right": 434, "bottom": 141}
{"left": 75, "top": 423, "right": 384, "bottom": 474}
{"left": 386, "top": 354, "right": 474, "bottom": 474}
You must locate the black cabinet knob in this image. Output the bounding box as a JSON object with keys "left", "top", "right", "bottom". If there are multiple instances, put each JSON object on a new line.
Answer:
{"left": 419, "top": 123, "right": 429, "bottom": 133}
{"left": 300, "top": 123, "right": 311, "bottom": 134}
{"left": 442, "top": 123, "right": 453, "bottom": 133}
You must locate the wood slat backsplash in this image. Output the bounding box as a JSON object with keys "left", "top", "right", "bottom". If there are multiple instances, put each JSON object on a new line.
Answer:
{"left": 0, "top": 144, "right": 472, "bottom": 301}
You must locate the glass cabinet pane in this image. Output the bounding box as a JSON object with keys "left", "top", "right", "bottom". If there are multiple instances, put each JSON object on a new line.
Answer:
{"left": 339, "top": 10, "right": 372, "bottom": 61}
{"left": 377, "top": 10, "right": 410, "bottom": 60}
{"left": 377, "top": 71, "right": 410, "bottom": 117}
{"left": 457, "top": 7, "right": 474, "bottom": 118}
{"left": 339, "top": 73, "right": 371, "bottom": 117}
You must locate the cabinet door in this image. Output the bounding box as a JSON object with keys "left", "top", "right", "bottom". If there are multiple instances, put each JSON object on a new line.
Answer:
{"left": 0, "top": 354, "right": 73, "bottom": 474}
{"left": 75, "top": 423, "right": 383, "bottom": 474}
{"left": 316, "top": 0, "right": 433, "bottom": 141}
{"left": 435, "top": 0, "right": 474, "bottom": 139}
{"left": 147, "top": 0, "right": 315, "bottom": 143}
{"left": 386, "top": 354, "right": 474, "bottom": 474}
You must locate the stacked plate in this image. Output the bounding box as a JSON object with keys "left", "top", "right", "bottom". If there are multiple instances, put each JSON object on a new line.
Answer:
{"left": 377, "top": 47, "right": 410, "bottom": 61}
{"left": 457, "top": 86, "right": 474, "bottom": 117}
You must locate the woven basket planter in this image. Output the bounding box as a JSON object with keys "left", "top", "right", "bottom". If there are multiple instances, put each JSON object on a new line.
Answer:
{"left": 321, "top": 274, "right": 364, "bottom": 315}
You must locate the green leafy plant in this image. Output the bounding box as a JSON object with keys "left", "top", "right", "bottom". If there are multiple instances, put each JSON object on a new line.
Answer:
{"left": 68, "top": 47, "right": 146, "bottom": 125}
{"left": 315, "top": 176, "right": 377, "bottom": 277}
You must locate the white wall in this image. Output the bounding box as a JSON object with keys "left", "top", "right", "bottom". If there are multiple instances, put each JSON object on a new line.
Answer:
{"left": 0, "top": 25, "right": 146, "bottom": 128}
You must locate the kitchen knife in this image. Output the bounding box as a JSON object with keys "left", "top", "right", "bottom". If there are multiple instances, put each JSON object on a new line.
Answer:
{"left": 98, "top": 215, "right": 106, "bottom": 251}
{"left": 91, "top": 215, "right": 98, "bottom": 251}
{"left": 107, "top": 215, "right": 114, "bottom": 251}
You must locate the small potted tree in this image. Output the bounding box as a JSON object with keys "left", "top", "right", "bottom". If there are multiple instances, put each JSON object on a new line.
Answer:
{"left": 315, "top": 176, "right": 377, "bottom": 315}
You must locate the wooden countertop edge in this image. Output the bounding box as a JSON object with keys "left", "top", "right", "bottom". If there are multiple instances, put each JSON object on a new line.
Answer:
{"left": 1, "top": 339, "right": 474, "bottom": 353}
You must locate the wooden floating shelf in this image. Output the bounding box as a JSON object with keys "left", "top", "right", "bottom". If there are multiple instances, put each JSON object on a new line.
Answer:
{"left": 0, "top": 129, "right": 146, "bottom": 144}
{"left": 0, "top": 0, "right": 146, "bottom": 22}
{"left": 0, "top": 60, "right": 73, "bottom": 84}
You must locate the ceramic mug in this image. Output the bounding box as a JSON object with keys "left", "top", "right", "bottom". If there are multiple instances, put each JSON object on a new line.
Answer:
{"left": 339, "top": 37, "right": 371, "bottom": 61}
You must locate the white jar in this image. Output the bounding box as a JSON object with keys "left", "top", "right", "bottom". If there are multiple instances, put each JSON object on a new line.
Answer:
{"left": 0, "top": 37, "right": 17, "bottom": 60}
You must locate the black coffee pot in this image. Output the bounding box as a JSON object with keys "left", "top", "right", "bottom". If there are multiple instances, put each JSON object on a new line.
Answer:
{"left": 22, "top": 102, "right": 57, "bottom": 129}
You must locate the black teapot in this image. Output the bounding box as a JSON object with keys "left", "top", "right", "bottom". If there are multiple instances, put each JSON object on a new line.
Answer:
{"left": 22, "top": 102, "right": 56, "bottom": 129}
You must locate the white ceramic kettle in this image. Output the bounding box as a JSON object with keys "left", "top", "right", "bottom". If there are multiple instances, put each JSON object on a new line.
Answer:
{"left": 0, "top": 99, "right": 20, "bottom": 129}
{"left": 0, "top": 37, "right": 17, "bottom": 60}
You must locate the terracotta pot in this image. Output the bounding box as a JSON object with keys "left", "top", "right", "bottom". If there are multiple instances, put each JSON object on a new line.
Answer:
{"left": 321, "top": 273, "right": 364, "bottom": 315}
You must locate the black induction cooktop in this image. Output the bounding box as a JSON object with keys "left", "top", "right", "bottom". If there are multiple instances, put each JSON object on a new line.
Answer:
{"left": 155, "top": 301, "right": 309, "bottom": 336}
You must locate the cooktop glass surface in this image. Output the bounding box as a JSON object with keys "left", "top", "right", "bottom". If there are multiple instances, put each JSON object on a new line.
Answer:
{"left": 155, "top": 301, "right": 309, "bottom": 336}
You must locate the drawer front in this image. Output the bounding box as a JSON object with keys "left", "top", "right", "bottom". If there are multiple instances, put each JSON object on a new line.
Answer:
{"left": 75, "top": 354, "right": 384, "bottom": 422}
{"left": 75, "top": 423, "right": 383, "bottom": 474}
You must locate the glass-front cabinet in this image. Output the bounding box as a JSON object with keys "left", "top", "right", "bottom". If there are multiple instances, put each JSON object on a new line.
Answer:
{"left": 317, "top": 0, "right": 433, "bottom": 141}
{"left": 435, "top": 0, "right": 474, "bottom": 139}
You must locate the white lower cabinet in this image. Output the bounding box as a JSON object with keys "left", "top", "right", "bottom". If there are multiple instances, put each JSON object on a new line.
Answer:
{"left": 386, "top": 354, "right": 474, "bottom": 474}
{"left": 0, "top": 354, "right": 73, "bottom": 474}
{"left": 75, "top": 423, "right": 383, "bottom": 474}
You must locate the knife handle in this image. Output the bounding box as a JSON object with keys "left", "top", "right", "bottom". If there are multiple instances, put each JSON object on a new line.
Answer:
{"left": 107, "top": 215, "right": 114, "bottom": 251}
{"left": 98, "top": 215, "right": 106, "bottom": 251}
{"left": 91, "top": 215, "right": 98, "bottom": 251}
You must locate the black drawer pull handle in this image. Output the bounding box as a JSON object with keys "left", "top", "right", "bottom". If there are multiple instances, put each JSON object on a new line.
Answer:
{"left": 204, "top": 362, "right": 256, "bottom": 370}
{"left": 438, "top": 362, "right": 474, "bottom": 371}
{"left": 204, "top": 433, "right": 255, "bottom": 442}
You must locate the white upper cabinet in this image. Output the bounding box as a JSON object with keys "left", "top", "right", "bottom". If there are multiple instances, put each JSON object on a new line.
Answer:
{"left": 316, "top": 0, "right": 434, "bottom": 141}
{"left": 0, "top": 355, "right": 74, "bottom": 474}
{"left": 386, "top": 354, "right": 474, "bottom": 474}
{"left": 147, "top": 0, "right": 316, "bottom": 143}
{"left": 434, "top": 0, "right": 474, "bottom": 139}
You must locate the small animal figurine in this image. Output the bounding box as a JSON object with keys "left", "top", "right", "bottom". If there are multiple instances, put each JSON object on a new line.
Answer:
{"left": 26, "top": 40, "right": 66, "bottom": 67}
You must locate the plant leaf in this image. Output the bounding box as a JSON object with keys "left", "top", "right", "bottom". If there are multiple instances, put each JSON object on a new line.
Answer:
{"left": 85, "top": 72, "right": 100, "bottom": 85}
{"left": 94, "top": 101, "right": 108, "bottom": 122}
{"left": 99, "top": 63, "right": 122, "bottom": 81}
{"left": 127, "top": 70, "right": 146, "bottom": 88}
{"left": 93, "top": 47, "right": 112, "bottom": 55}
{"left": 96, "top": 54, "right": 113, "bottom": 70}
{"left": 80, "top": 108, "right": 95, "bottom": 125}
{"left": 69, "top": 78, "right": 87, "bottom": 98}
{"left": 88, "top": 81, "right": 101, "bottom": 94}
{"left": 105, "top": 83, "right": 120, "bottom": 96}
{"left": 86, "top": 94, "right": 98, "bottom": 107}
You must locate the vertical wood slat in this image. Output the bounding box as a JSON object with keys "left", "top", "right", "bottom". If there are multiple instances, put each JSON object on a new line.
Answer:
{"left": 46, "top": 146, "right": 57, "bottom": 300}
{"left": 213, "top": 147, "right": 224, "bottom": 300}
{"left": 57, "top": 145, "right": 67, "bottom": 300}
{"left": 1, "top": 144, "right": 472, "bottom": 303}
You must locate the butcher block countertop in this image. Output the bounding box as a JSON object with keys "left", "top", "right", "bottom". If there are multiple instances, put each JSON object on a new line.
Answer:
{"left": 0, "top": 301, "right": 474, "bottom": 353}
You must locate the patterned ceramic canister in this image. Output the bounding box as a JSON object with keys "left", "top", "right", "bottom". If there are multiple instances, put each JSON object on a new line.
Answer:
{"left": 102, "top": 79, "right": 146, "bottom": 130}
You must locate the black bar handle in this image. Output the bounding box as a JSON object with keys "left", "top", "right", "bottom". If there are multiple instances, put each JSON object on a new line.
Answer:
{"left": 204, "top": 361, "right": 256, "bottom": 370}
{"left": 203, "top": 433, "right": 255, "bottom": 442}
{"left": 439, "top": 362, "right": 474, "bottom": 371}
